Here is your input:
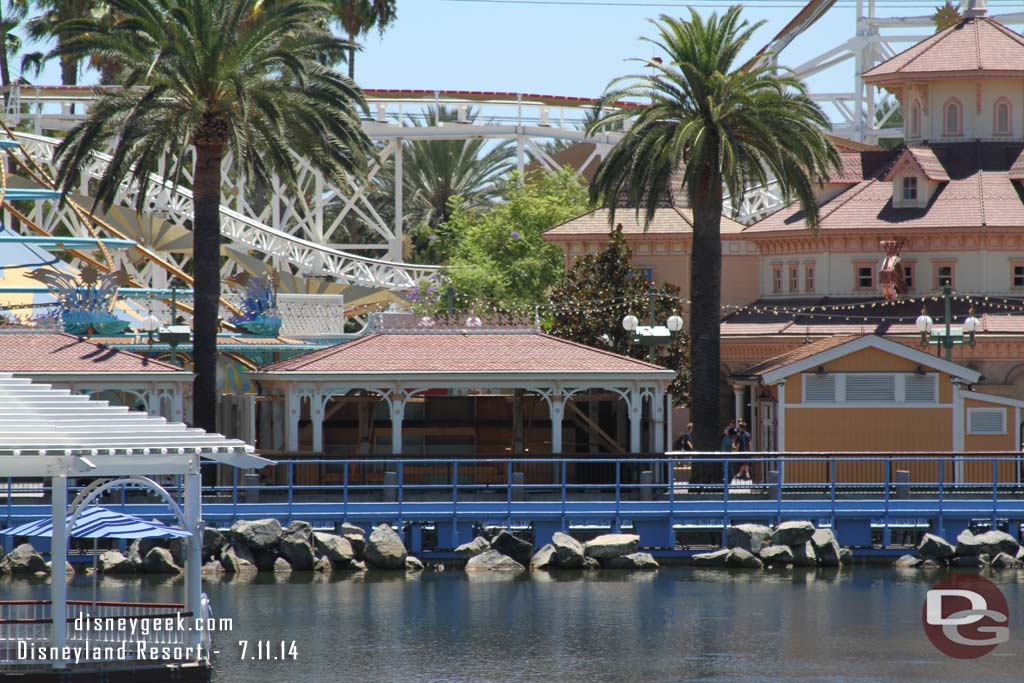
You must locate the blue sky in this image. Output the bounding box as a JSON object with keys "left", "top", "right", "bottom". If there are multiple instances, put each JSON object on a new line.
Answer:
{"left": 21, "top": 1, "right": 1024, "bottom": 105}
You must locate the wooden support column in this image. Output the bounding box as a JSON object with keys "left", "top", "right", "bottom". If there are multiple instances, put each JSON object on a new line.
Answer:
{"left": 390, "top": 393, "right": 406, "bottom": 455}
{"left": 285, "top": 388, "right": 300, "bottom": 452}
{"left": 312, "top": 392, "right": 325, "bottom": 453}
{"left": 629, "top": 390, "right": 642, "bottom": 453}
{"left": 549, "top": 395, "right": 564, "bottom": 454}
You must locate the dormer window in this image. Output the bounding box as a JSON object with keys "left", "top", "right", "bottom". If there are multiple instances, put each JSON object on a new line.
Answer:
{"left": 902, "top": 176, "right": 918, "bottom": 201}
{"left": 910, "top": 102, "right": 921, "bottom": 138}
{"left": 994, "top": 98, "right": 1012, "bottom": 136}
{"left": 943, "top": 99, "right": 962, "bottom": 137}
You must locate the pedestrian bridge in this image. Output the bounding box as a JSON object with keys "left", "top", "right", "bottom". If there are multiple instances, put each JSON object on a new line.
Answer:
{"left": 4, "top": 454, "right": 1023, "bottom": 556}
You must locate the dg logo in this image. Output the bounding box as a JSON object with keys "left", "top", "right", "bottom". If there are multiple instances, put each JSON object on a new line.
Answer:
{"left": 923, "top": 573, "right": 1010, "bottom": 659}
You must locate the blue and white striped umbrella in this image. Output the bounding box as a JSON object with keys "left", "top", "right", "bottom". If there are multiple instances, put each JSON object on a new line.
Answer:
{"left": 0, "top": 506, "right": 192, "bottom": 539}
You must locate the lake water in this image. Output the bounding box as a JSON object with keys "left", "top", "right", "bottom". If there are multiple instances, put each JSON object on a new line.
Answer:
{"left": 5, "top": 567, "right": 1023, "bottom": 682}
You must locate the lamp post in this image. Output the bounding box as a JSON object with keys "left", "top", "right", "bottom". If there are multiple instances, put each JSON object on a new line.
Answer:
{"left": 622, "top": 285, "right": 684, "bottom": 362}
{"left": 915, "top": 283, "right": 981, "bottom": 361}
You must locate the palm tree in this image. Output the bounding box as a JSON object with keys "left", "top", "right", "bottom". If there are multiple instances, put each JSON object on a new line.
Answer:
{"left": 0, "top": 0, "right": 29, "bottom": 89}
{"left": 589, "top": 9, "right": 837, "bottom": 458}
{"left": 24, "top": 0, "right": 98, "bottom": 86}
{"left": 327, "top": 0, "right": 397, "bottom": 79}
{"left": 50, "top": 0, "right": 371, "bottom": 433}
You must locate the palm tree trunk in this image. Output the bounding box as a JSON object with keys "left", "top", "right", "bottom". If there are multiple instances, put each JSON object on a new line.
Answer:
{"left": 60, "top": 54, "right": 77, "bottom": 86}
{"left": 347, "top": 32, "right": 356, "bottom": 80}
{"left": 191, "top": 143, "right": 225, "bottom": 433}
{"left": 688, "top": 162, "right": 724, "bottom": 482}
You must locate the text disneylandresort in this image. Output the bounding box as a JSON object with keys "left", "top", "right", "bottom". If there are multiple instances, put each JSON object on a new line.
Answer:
{"left": 16, "top": 611, "right": 235, "bottom": 664}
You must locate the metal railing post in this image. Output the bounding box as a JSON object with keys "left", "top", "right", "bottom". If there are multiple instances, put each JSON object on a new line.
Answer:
{"left": 722, "top": 456, "right": 730, "bottom": 547}
{"left": 231, "top": 467, "right": 237, "bottom": 519}
{"left": 937, "top": 454, "right": 945, "bottom": 538}
{"left": 287, "top": 462, "right": 295, "bottom": 521}
{"left": 668, "top": 457, "right": 675, "bottom": 516}
{"left": 343, "top": 462, "right": 349, "bottom": 520}
{"left": 561, "top": 460, "right": 567, "bottom": 531}
{"left": 992, "top": 457, "right": 998, "bottom": 529}
{"left": 398, "top": 461, "right": 404, "bottom": 522}
{"left": 506, "top": 460, "right": 513, "bottom": 529}
{"left": 614, "top": 460, "right": 621, "bottom": 531}
{"left": 830, "top": 456, "right": 837, "bottom": 524}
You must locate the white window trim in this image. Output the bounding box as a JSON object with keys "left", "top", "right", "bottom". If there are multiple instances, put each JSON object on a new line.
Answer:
{"left": 967, "top": 407, "right": 1007, "bottom": 435}
{"left": 799, "top": 372, "right": 942, "bottom": 407}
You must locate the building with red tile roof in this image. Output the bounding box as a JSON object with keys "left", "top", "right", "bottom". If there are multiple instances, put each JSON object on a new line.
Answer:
{"left": 0, "top": 330, "right": 191, "bottom": 421}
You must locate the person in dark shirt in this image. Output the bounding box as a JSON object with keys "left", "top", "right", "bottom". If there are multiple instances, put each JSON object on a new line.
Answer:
{"left": 736, "top": 421, "right": 752, "bottom": 480}
{"left": 677, "top": 423, "right": 694, "bottom": 451}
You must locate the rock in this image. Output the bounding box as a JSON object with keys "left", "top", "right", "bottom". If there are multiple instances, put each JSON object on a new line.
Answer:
{"left": 1017, "top": 547, "right": 1024, "bottom": 562}
{"left": 978, "top": 553, "right": 991, "bottom": 566}
{"left": 491, "top": 530, "right": 533, "bottom": 566}
{"left": 344, "top": 534, "right": 366, "bottom": 560}
{"left": 726, "top": 524, "right": 773, "bottom": 553}
{"left": 45, "top": 560, "right": 75, "bottom": 575}
{"left": 314, "top": 557, "right": 333, "bottom": 572}
{"left": 98, "top": 550, "right": 135, "bottom": 574}
{"left": 917, "top": 533, "right": 956, "bottom": 560}
{"left": 142, "top": 547, "right": 182, "bottom": 574}
{"left": 229, "top": 518, "right": 283, "bottom": 551}
{"left": 760, "top": 545, "right": 794, "bottom": 566}
{"left": 529, "top": 544, "right": 558, "bottom": 571}
{"left": 583, "top": 534, "right": 640, "bottom": 560}
{"left": 202, "top": 560, "right": 224, "bottom": 575}
{"left": 221, "top": 544, "right": 257, "bottom": 573}
{"left": 405, "top": 556, "right": 425, "bottom": 572}
{"left": 278, "top": 521, "right": 315, "bottom": 570}
{"left": 725, "top": 548, "right": 764, "bottom": 569}
{"left": 313, "top": 532, "right": 355, "bottom": 566}
{"left": 454, "top": 536, "right": 491, "bottom": 559}
{"left": 203, "top": 527, "right": 226, "bottom": 561}
{"left": 811, "top": 529, "right": 842, "bottom": 567}
{"left": 273, "top": 557, "right": 292, "bottom": 573}
{"left": 921, "top": 559, "right": 945, "bottom": 569}
{"left": 127, "top": 538, "right": 165, "bottom": 568}
{"left": 950, "top": 555, "right": 986, "bottom": 568}
{"left": 955, "top": 530, "right": 1020, "bottom": 558}
{"left": 604, "top": 552, "right": 660, "bottom": 570}
{"left": 343, "top": 560, "right": 367, "bottom": 572}
{"left": 691, "top": 549, "right": 731, "bottom": 567}
{"left": 990, "top": 552, "right": 1018, "bottom": 569}
{"left": 789, "top": 542, "right": 818, "bottom": 567}
{"left": 1, "top": 544, "right": 48, "bottom": 574}
{"left": 839, "top": 547, "right": 853, "bottom": 565}
{"left": 465, "top": 549, "right": 525, "bottom": 572}
{"left": 253, "top": 548, "right": 278, "bottom": 572}
{"left": 581, "top": 556, "right": 601, "bottom": 570}
{"left": 551, "top": 532, "right": 585, "bottom": 569}
{"left": 894, "top": 554, "right": 922, "bottom": 568}
{"left": 771, "top": 521, "right": 815, "bottom": 546}
{"left": 365, "top": 524, "right": 407, "bottom": 570}
{"left": 340, "top": 522, "right": 365, "bottom": 536}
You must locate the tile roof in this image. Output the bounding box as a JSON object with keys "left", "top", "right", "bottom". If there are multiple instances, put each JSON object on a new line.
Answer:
{"left": 733, "top": 335, "right": 861, "bottom": 377}
{"left": 882, "top": 146, "right": 950, "bottom": 182}
{"left": 863, "top": 17, "right": 1024, "bottom": 83}
{"left": 0, "top": 332, "right": 185, "bottom": 373}
{"left": 544, "top": 207, "right": 747, "bottom": 239}
{"left": 256, "top": 333, "right": 670, "bottom": 375}
{"left": 745, "top": 142, "right": 1024, "bottom": 234}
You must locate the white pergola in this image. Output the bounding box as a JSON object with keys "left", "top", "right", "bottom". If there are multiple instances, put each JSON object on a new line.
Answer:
{"left": 0, "top": 372, "right": 270, "bottom": 668}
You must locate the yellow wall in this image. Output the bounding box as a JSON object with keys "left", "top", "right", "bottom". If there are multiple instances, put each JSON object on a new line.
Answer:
{"left": 963, "top": 398, "right": 1017, "bottom": 452}
{"left": 786, "top": 407, "right": 952, "bottom": 451}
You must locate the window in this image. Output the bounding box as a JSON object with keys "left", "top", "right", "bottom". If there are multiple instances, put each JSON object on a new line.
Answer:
{"left": 903, "top": 264, "right": 915, "bottom": 291}
{"left": 934, "top": 262, "right": 954, "bottom": 289}
{"left": 845, "top": 375, "right": 896, "bottom": 402}
{"left": 789, "top": 265, "right": 799, "bottom": 293}
{"left": 803, "top": 374, "right": 836, "bottom": 402}
{"left": 1014, "top": 264, "right": 1024, "bottom": 288}
{"left": 772, "top": 264, "right": 783, "bottom": 293}
{"left": 905, "top": 374, "right": 937, "bottom": 402}
{"left": 902, "top": 176, "right": 918, "bottom": 201}
{"left": 910, "top": 102, "right": 921, "bottom": 138}
{"left": 994, "top": 98, "right": 1011, "bottom": 136}
{"left": 805, "top": 264, "right": 815, "bottom": 292}
{"left": 856, "top": 265, "right": 875, "bottom": 290}
{"left": 968, "top": 408, "right": 1006, "bottom": 435}
{"left": 944, "top": 99, "right": 962, "bottom": 136}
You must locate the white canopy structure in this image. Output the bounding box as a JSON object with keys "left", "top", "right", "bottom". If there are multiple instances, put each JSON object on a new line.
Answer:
{"left": 0, "top": 372, "right": 271, "bottom": 670}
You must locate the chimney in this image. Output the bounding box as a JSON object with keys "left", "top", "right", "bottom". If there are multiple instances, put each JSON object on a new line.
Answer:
{"left": 965, "top": 0, "right": 987, "bottom": 18}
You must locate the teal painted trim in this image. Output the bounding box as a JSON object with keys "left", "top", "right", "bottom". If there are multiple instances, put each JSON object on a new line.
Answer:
{"left": 0, "top": 236, "right": 135, "bottom": 248}
{"left": 0, "top": 188, "right": 63, "bottom": 200}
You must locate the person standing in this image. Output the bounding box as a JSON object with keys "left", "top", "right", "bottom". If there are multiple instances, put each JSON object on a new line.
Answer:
{"left": 736, "top": 421, "right": 752, "bottom": 480}
{"left": 677, "top": 423, "right": 695, "bottom": 452}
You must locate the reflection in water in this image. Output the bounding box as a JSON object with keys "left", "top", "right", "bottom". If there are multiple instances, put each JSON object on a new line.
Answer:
{"left": 11, "top": 568, "right": 1024, "bottom": 682}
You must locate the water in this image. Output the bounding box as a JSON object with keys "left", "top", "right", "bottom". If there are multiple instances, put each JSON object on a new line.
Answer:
{"left": 5, "top": 567, "right": 1023, "bottom": 682}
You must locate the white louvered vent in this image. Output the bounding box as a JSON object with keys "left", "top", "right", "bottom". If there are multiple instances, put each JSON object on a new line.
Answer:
{"left": 804, "top": 374, "right": 836, "bottom": 402}
{"left": 904, "top": 374, "right": 938, "bottom": 402}
{"left": 845, "top": 375, "right": 896, "bottom": 402}
{"left": 968, "top": 409, "right": 1006, "bottom": 435}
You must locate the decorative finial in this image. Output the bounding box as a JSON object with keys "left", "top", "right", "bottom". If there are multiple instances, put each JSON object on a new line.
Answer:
{"left": 965, "top": 0, "right": 987, "bottom": 19}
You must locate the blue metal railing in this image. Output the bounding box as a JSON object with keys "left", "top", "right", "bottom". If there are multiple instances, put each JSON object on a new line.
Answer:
{"left": 3, "top": 453, "right": 1024, "bottom": 531}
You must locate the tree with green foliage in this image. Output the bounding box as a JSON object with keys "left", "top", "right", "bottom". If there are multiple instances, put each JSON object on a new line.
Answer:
{"left": 49, "top": 0, "right": 371, "bottom": 433}
{"left": 588, "top": 9, "right": 836, "bottom": 456}
{"left": 21, "top": 1, "right": 98, "bottom": 86}
{"left": 442, "top": 169, "right": 588, "bottom": 307}
{"left": 326, "top": 0, "right": 396, "bottom": 79}
{"left": 0, "top": 0, "right": 29, "bottom": 89}
{"left": 548, "top": 224, "right": 689, "bottom": 403}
